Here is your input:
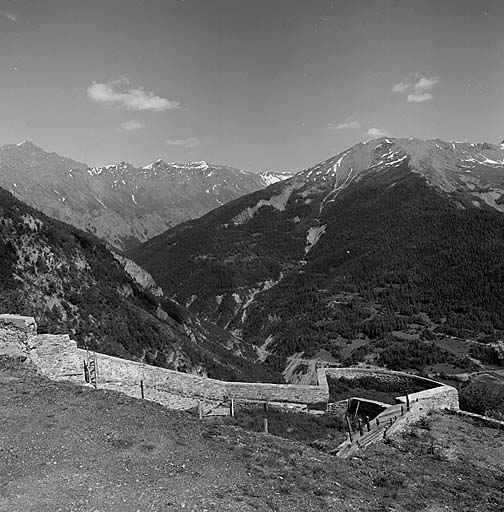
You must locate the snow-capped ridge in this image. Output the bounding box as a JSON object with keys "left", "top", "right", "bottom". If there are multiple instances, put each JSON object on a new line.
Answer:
{"left": 295, "top": 136, "right": 504, "bottom": 213}
{"left": 259, "top": 171, "right": 294, "bottom": 186}
{"left": 86, "top": 161, "right": 135, "bottom": 176}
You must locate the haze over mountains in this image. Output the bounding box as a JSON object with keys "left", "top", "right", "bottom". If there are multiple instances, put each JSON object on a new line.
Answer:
{"left": 129, "top": 137, "right": 504, "bottom": 373}
{"left": 0, "top": 141, "right": 292, "bottom": 250}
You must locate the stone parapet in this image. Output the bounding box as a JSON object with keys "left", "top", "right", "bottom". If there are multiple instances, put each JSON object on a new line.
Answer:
{"left": 324, "top": 367, "right": 441, "bottom": 390}
{"left": 75, "top": 349, "right": 328, "bottom": 405}
{"left": 0, "top": 314, "right": 37, "bottom": 333}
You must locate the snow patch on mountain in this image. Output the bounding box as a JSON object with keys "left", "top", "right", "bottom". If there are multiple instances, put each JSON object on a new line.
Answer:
{"left": 259, "top": 171, "right": 293, "bottom": 186}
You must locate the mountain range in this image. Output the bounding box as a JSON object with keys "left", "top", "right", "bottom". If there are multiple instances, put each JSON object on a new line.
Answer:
{"left": 0, "top": 141, "right": 292, "bottom": 250}
{"left": 128, "top": 137, "right": 504, "bottom": 374}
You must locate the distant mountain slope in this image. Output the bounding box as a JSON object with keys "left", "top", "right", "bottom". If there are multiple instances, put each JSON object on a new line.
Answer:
{"left": 0, "top": 141, "right": 292, "bottom": 250}
{"left": 0, "top": 186, "right": 279, "bottom": 382}
{"left": 128, "top": 137, "right": 504, "bottom": 371}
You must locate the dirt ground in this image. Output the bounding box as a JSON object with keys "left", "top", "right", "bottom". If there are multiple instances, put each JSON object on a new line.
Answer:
{"left": 1, "top": 357, "right": 503, "bottom": 512}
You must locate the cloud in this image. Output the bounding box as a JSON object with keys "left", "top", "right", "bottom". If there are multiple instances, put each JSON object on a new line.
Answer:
{"left": 367, "top": 127, "right": 390, "bottom": 137}
{"left": 329, "top": 120, "right": 360, "bottom": 130}
{"left": 391, "top": 81, "right": 410, "bottom": 93}
{"left": 414, "top": 76, "right": 439, "bottom": 91}
{"left": 392, "top": 74, "right": 439, "bottom": 102}
{"left": 407, "top": 92, "right": 433, "bottom": 103}
{"left": 166, "top": 137, "right": 200, "bottom": 149}
{"left": 87, "top": 79, "right": 180, "bottom": 112}
{"left": 121, "top": 120, "right": 145, "bottom": 131}
{"left": 0, "top": 10, "right": 17, "bottom": 21}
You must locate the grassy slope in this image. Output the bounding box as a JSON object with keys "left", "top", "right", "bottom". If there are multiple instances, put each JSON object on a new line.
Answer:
{"left": 1, "top": 357, "right": 503, "bottom": 512}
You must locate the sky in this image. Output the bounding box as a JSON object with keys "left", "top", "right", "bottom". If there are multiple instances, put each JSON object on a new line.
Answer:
{"left": 1, "top": 0, "right": 503, "bottom": 172}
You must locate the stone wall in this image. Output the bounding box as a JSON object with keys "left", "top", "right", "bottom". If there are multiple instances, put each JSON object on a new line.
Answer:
{"left": 323, "top": 367, "right": 441, "bottom": 390}
{"left": 0, "top": 326, "right": 30, "bottom": 360}
{"left": 77, "top": 349, "right": 328, "bottom": 405}
{"left": 0, "top": 314, "right": 37, "bottom": 333}
{"left": 455, "top": 410, "right": 504, "bottom": 430}
{"left": 0, "top": 315, "right": 461, "bottom": 417}
{"left": 321, "top": 366, "right": 459, "bottom": 443}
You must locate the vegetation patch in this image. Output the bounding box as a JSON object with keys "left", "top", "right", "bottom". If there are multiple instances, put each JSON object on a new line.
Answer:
{"left": 327, "top": 375, "right": 428, "bottom": 404}
{"left": 227, "top": 403, "right": 348, "bottom": 448}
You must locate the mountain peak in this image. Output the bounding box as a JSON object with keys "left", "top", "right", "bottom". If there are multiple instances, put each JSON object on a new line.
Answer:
{"left": 16, "top": 140, "right": 41, "bottom": 150}
{"left": 301, "top": 137, "right": 504, "bottom": 187}
{"left": 0, "top": 140, "right": 44, "bottom": 152}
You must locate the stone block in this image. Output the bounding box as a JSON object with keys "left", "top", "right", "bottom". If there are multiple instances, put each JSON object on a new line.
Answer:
{"left": 0, "top": 314, "right": 37, "bottom": 332}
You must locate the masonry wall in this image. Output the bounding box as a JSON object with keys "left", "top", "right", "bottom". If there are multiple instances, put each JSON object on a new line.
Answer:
{"left": 75, "top": 347, "right": 329, "bottom": 405}
{"left": 323, "top": 367, "right": 441, "bottom": 390}
{"left": 387, "top": 386, "right": 460, "bottom": 437}
{"left": 321, "top": 366, "right": 459, "bottom": 437}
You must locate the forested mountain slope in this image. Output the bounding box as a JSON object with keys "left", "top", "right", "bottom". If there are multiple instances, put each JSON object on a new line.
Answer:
{"left": 0, "top": 186, "right": 278, "bottom": 382}
{"left": 129, "top": 137, "right": 504, "bottom": 372}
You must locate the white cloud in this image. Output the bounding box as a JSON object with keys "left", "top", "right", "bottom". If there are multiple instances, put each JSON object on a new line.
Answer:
{"left": 0, "top": 10, "right": 17, "bottom": 21}
{"left": 391, "top": 81, "right": 410, "bottom": 93}
{"left": 367, "top": 127, "right": 390, "bottom": 137}
{"left": 329, "top": 120, "right": 360, "bottom": 130}
{"left": 392, "top": 74, "right": 439, "bottom": 102}
{"left": 414, "top": 76, "right": 439, "bottom": 91}
{"left": 407, "top": 92, "right": 433, "bottom": 103}
{"left": 87, "top": 79, "right": 180, "bottom": 112}
{"left": 121, "top": 120, "right": 145, "bottom": 131}
{"left": 166, "top": 137, "right": 200, "bottom": 149}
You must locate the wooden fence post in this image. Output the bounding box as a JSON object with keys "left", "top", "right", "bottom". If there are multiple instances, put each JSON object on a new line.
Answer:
{"left": 406, "top": 394, "right": 410, "bottom": 411}
{"left": 358, "top": 419, "right": 364, "bottom": 437}
{"left": 263, "top": 417, "right": 269, "bottom": 434}
{"left": 140, "top": 380, "right": 144, "bottom": 399}
{"left": 346, "top": 416, "right": 353, "bottom": 442}
{"left": 83, "top": 360, "right": 89, "bottom": 383}
{"left": 93, "top": 352, "right": 98, "bottom": 389}
{"left": 198, "top": 401, "right": 203, "bottom": 420}
{"left": 230, "top": 398, "right": 235, "bottom": 418}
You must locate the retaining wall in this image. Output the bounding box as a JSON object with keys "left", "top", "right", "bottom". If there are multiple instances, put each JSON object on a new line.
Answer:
{"left": 1, "top": 315, "right": 461, "bottom": 417}
{"left": 323, "top": 367, "right": 441, "bottom": 390}
{"left": 77, "top": 349, "right": 328, "bottom": 404}
{"left": 322, "top": 366, "right": 459, "bottom": 446}
{"left": 386, "top": 386, "right": 460, "bottom": 437}
{"left": 455, "top": 410, "right": 504, "bottom": 430}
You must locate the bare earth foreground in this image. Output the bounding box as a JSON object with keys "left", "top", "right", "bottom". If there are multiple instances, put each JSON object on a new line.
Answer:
{"left": 1, "top": 357, "right": 503, "bottom": 512}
